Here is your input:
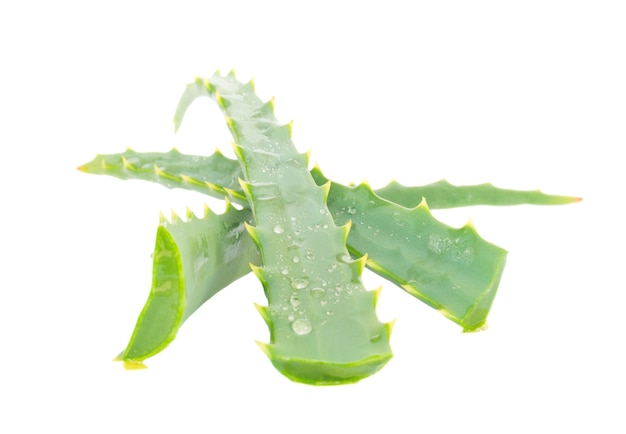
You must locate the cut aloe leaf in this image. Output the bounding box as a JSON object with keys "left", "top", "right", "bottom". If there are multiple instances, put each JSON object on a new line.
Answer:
{"left": 173, "top": 72, "right": 393, "bottom": 384}
{"left": 116, "top": 203, "right": 259, "bottom": 368}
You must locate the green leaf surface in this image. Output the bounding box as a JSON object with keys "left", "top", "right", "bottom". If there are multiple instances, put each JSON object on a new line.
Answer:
{"left": 116, "top": 203, "right": 258, "bottom": 367}
{"left": 312, "top": 169, "right": 507, "bottom": 331}
{"left": 78, "top": 148, "right": 247, "bottom": 205}
{"left": 376, "top": 179, "right": 581, "bottom": 208}
{"left": 176, "top": 72, "right": 393, "bottom": 384}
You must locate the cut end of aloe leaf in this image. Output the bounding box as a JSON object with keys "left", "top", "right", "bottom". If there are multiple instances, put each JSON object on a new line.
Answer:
{"left": 459, "top": 248, "right": 507, "bottom": 332}
{"left": 123, "top": 360, "right": 148, "bottom": 370}
{"left": 264, "top": 351, "right": 392, "bottom": 386}
{"left": 113, "top": 353, "right": 148, "bottom": 369}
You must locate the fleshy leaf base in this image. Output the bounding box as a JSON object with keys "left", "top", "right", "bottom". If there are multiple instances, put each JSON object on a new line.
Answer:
{"left": 261, "top": 348, "right": 392, "bottom": 385}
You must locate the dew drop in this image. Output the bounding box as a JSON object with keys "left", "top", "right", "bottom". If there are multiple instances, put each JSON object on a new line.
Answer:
{"left": 273, "top": 225, "right": 284, "bottom": 234}
{"left": 291, "top": 318, "right": 312, "bottom": 335}
{"left": 281, "top": 268, "right": 289, "bottom": 275}
{"left": 292, "top": 256, "right": 300, "bottom": 263}
{"left": 347, "top": 206, "right": 357, "bottom": 214}
{"left": 306, "top": 249, "right": 315, "bottom": 260}
{"left": 288, "top": 314, "right": 295, "bottom": 321}
{"left": 290, "top": 295, "right": 301, "bottom": 308}
{"left": 326, "top": 310, "right": 334, "bottom": 316}
{"left": 320, "top": 299, "right": 328, "bottom": 306}
{"left": 291, "top": 278, "right": 309, "bottom": 290}
{"left": 287, "top": 241, "right": 301, "bottom": 250}
{"left": 310, "top": 287, "right": 325, "bottom": 298}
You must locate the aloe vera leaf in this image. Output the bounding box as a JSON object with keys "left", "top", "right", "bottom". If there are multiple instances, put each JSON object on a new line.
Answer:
{"left": 311, "top": 168, "right": 507, "bottom": 331}
{"left": 79, "top": 149, "right": 581, "bottom": 209}
{"left": 174, "top": 72, "right": 393, "bottom": 385}
{"left": 116, "top": 202, "right": 259, "bottom": 368}
{"left": 375, "top": 179, "right": 582, "bottom": 208}
{"left": 77, "top": 148, "right": 248, "bottom": 206}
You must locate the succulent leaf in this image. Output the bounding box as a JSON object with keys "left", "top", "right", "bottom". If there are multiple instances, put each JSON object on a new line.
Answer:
{"left": 376, "top": 179, "right": 581, "bottom": 208}
{"left": 117, "top": 204, "right": 259, "bottom": 366}
{"left": 179, "top": 72, "right": 392, "bottom": 384}
{"left": 312, "top": 169, "right": 508, "bottom": 331}
{"left": 78, "top": 148, "right": 247, "bottom": 205}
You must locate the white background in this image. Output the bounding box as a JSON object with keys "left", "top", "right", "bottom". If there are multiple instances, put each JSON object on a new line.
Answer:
{"left": 1, "top": 1, "right": 624, "bottom": 432}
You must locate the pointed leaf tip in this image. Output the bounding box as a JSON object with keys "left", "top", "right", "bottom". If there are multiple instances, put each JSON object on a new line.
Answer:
{"left": 464, "top": 218, "right": 477, "bottom": 231}
{"left": 373, "top": 285, "right": 382, "bottom": 307}
{"left": 417, "top": 197, "right": 429, "bottom": 209}
{"left": 249, "top": 262, "right": 263, "bottom": 280}
{"left": 321, "top": 180, "right": 331, "bottom": 202}
{"left": 385, "top": 319, "right": 396, "bottom": 337}
{"left": 341, "top": 220, "right": 353, "bottom": 243}
{"left": 255, "top": 341, "right": 272, "bottom": 358}
{"left": 121, "top": 155, "right": 136, "bottom": 171}
{"left": 254, "top": 303, "right": 271, "bottom": 326}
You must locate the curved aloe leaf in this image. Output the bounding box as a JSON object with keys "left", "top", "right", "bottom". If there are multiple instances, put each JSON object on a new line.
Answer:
{"left": 174, "top": 72, "right": 393, "bottom": 385}
{"left": 116, "top": 202, "right": 259, "bottom": 368}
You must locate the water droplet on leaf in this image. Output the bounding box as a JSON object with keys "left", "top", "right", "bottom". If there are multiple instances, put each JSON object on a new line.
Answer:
{"left": 291, "top": 318, "right": 312, "bottom": 335}
{"left": 291, "top": 278, "right": 309, "bottom": 290}
{"left": 310, "top": 287, "right": 325, "bottom": 298}
{"left": 290, "top": 295, "right": 301, "bottom": 308}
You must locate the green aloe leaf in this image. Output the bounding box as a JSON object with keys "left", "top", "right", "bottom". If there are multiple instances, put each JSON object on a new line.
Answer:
{"left": 312, "top": 168, "right": 506, "bottom": 331}
{"left": 116, "top": 203, "right": 259, "bottom": 368}
{"left": 174, "top": 72, "right": 393, "bottom": 385}
{"left": 78, "top": 148, "right": 247, "bottom": 205}
{"left": 376, "top": 179, "right": 581, "bottom": 208}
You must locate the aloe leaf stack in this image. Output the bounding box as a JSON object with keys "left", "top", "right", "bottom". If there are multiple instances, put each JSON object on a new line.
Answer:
{"left": 78, "top": 70, "right": 580, "bottom": 384}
